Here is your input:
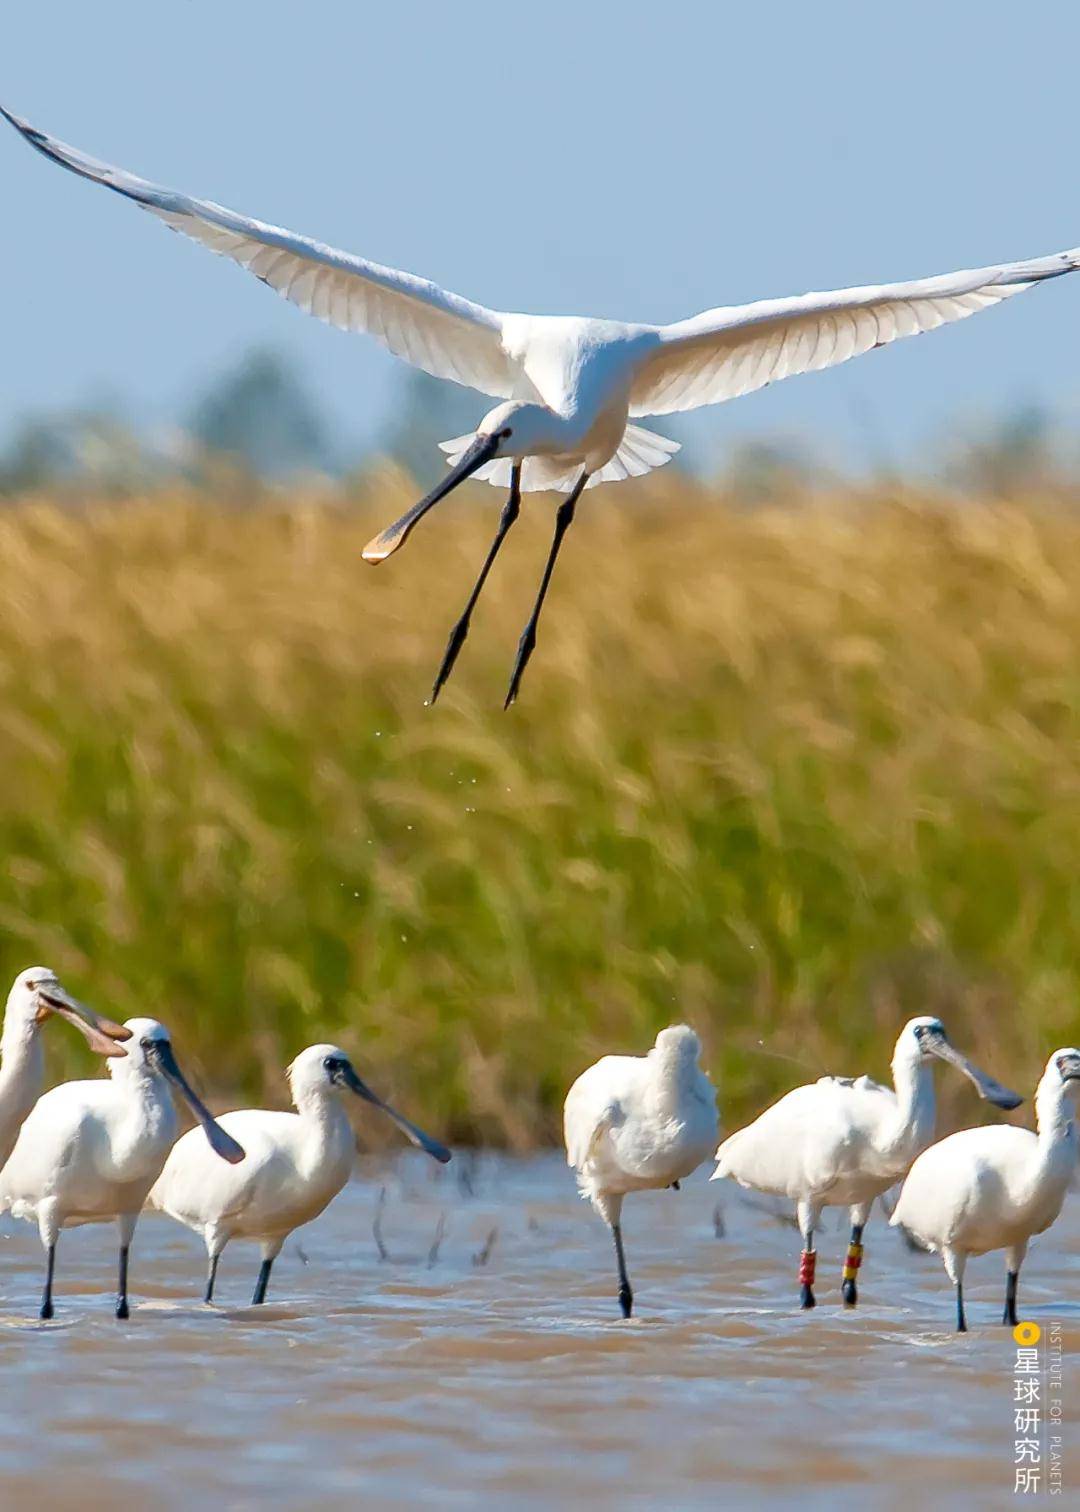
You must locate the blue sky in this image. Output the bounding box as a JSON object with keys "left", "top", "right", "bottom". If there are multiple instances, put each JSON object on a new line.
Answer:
{"left": 5, "top": 2, "right": 1080, "bottom": 473}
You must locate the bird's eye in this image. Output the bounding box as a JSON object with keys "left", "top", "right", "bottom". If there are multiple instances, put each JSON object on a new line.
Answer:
{"left": 26, "top": 980, "right": 38, "bottom": 992}
{"left": 140, "top": 1037, "right": 155, "bottom": 1051}
{"left": 499, "top": 427, "right": 512, "bottom": 439}
{"left": 323, "top": 1056, "right": 342, "bottom": 1073}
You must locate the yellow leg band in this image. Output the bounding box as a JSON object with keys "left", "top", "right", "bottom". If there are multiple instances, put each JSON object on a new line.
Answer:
{"left": 842, "top": 1243, "right": 864, "bottom": 1282}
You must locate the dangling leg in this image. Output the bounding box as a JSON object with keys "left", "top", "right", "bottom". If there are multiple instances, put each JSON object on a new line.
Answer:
{"left": 944, "top": 1246, "right": 968, "bottom": 1333}
{"left": 115, "top": 1212, "right": 138, "bottom": 1320}
{"left": 841, "top": 1201, "right": 870, "bottom": 1307}
{"left": 504, "top": 470, "right": 589, "bottom": 709}
{"left": 796, "top": 1199, "right": 821, "bottom": 1310}
{"left": 1003, "top": 1242, "right": 1027, "bottom": 1327}
{"left": 612, "top": 1222, "right": 633, "bottom": 1319}
{"left": 251, "top": 1239, "right": 283, "bottom": 1306}
{"left": 37, "top": 1203, "right": 60, "bottom": 1321}
{"left": 430, "top": 464, "right": 522, "bottom": 704}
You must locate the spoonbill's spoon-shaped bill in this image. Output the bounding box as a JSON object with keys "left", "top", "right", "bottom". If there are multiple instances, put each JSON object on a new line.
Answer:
{"left": 6, "top": 103, "right": 1080, "bottom": 701}
{"left": 712, "top": 1018, "right": 1022, "bottom": 1310}
{"left": 21, "top": 967, "right": 130, "bottom": 1056}
{"left": 0, "top": 1017, "right": 244, "bottom": 1320}
{"left": 150, "top": 1045, "right": 449, "bottom": 1307}
{"left": 0, "top": 967, "right": 131, "bottom": 1172}
{"left": 336, "top": 1057, "right": 452, "bottom": 1164}
{"left": 564, "top": 1025, "right": 718, "bottom": 1319}
{"left": 891, "top": 1049, "right": 1080, "bottom": 1332}
{"left": 149, "top": 1034, "right": 247, "bottom": 1165}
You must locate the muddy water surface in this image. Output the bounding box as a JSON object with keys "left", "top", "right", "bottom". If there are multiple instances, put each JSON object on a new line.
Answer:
{"left": 1, "top": 1153, "right": 1076, "bottom": 1509}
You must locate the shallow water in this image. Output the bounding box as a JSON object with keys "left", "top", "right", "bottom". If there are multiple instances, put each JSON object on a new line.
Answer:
{"left": 1, "top": 1152, "right": 1075, "bottom": 1509}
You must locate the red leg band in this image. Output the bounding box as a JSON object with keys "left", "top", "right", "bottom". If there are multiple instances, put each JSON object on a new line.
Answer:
{"left": 799, "top": 1249, "right": 817, "bottom": 1286}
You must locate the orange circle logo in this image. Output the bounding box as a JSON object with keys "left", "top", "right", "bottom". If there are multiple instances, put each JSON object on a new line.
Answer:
{"left": 1013, "top": 1321, "right": 1041, "bottom": 1346}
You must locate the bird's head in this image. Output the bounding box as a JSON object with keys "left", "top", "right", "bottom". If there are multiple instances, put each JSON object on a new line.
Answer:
{"left": 5, "top": 966, "right": 129, "bottom": 1056}
{"left": 898, "top": 1016, "right": 1022, "bottom": 1109}
{"left": 652, "top": 1024, "right": 702, "bottom": 1065}
{"left": 287, "top": 1043, "right": 451, "bottom": 1163}
{"left": 1050, "top": 1047, "right": 1080, "bottom": 1089}
{"left": 475, "top": 401, "right": 555, "bottom": 457}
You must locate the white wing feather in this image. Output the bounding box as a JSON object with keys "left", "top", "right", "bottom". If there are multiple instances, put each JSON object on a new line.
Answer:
{"left": 1, "top": 105, "right": 521, "bottom": 399}
{"left": 631, "top": 249, "right": 1080, "bottom": 417}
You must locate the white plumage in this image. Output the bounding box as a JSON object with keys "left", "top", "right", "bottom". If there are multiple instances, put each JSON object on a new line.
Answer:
{"left": 149, "top": 1043, "right": 450, "bottom": 1306}
{"left": 5, "top": 102, "right": 1080, "bottom": 704}
{"left": 0, "top": 966, "right": 129, "bottom": 1172}
{"left": 712, "top": 1017, "right": 1021, "bottom": 1309}
{"left": 0, "top": 1016, "right": 244, "bottom": 1319}
{"left": 891, "top": 1048, "right": 1080, "bottom": 1332}
{"left": 564, "top": 1025, "right": 718, "bottom": 1318}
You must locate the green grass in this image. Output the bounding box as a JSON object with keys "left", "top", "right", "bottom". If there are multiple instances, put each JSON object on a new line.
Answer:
{"left": 1, "top": 475, "right": 1077, "bottom": 1145}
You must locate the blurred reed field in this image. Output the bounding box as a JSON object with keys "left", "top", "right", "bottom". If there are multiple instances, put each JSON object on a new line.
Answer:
{"left": 1, "top": 472, "right": 1079, "bottom": 1147}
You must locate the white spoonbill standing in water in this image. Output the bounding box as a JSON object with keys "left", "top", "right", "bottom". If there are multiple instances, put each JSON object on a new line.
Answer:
{"left": 0, "top": 1018, "right": 245, "bottom": 1320}
{"left": 149, "top": 1043, "right": 450, "bottom": 1306}
{"left": 0, "top": 967, "right": 130, "bottom": 1171}
{"left": 5, "top": 105, "right": 1080, "bottom": 703}
{"left": 712, "top": 1019, "right": 1021, "bottom": 1309}
{"left": 891, "top": 1048, "right": 1080, "bottom": 1333}
{"left": 564, "top": 1025, "right": 718, "bottom": 1318}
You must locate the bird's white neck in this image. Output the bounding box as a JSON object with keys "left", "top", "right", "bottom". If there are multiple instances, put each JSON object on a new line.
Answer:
{"left": 106, "top": 1064, "right": 179, "bottom": 1173}
{"left": 1027, "top": 1071, "right": 1079, "bottom": 1186}
{"left": 645, "top": 1043, "right": 700, "bottom": 1123}
{"left": 886, "top": 1049, "right": 936, "bottom": 1157}
{"left": 1, "top": 1008, "right": 43, "bottom": 1079}
{"left": 0, "top": 1011, "right": 45, "bottom": 1157}
{"left": 986, "top": 1069, "right": 1079, "bottom": 1221}
{"left": 292, "top": 1089, "right": 356, "bottom": 1178}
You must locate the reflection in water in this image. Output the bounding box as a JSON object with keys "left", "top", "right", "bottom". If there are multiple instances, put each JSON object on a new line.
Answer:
{"left": 1, "top": 1153, "right": 1075, "bottom": 1509}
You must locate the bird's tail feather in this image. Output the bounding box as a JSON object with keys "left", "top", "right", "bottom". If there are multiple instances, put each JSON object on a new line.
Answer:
{"left": 438, "top": 424, "right": 680, "bottom": 493}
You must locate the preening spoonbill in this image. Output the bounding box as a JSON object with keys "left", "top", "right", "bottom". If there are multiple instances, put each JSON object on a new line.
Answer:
{"left": 149, "top": 1044, "right": 451, "bottom": 1305}
{"left": 6, "top": 108, "right": 1080, "bottom": 704}
{"left": 1, "top": 967, "right": 129, "bottom": 1171}
{"left": 891, "top": 1048, "right": 1080, "bottom": 1333}
{"left": 0, "top": 1017, "right": 244, "bottom": 1319}
{"left": 564, "top": 1025, "right": 718, "bottom": 1318}
{"left": 712, "top": 1018, "right": 1022, "bottom": 1309}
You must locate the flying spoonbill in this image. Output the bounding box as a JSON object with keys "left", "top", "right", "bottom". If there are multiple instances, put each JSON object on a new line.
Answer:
{"left": 149, "top": 1043, "right": 451, "bottom": 1306}
{"left": 5, "top": 108, "right": 1080, "bottom": 705}
{"left": 712, "top": 1019, "right": 1022, "bottom": 1309}
{"left": 1, "top": 967, "right": 130, "bottom": 1171}
{"left": 0, "top": 1017, "right": 244, "bottom": 1319}
{"left": 891, "top": 1048, "right": 1080, "bottom": 1333}
{"left": 564, "top": 1025, "right": 718, "bottom": 1318}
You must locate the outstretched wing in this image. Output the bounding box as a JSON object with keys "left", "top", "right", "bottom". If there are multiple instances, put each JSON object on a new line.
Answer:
{"left": 1, "top": 104, "right": 522, "bottom": 399}
{"left": 630, "top": 248, "right": 1080, "bottom": 417}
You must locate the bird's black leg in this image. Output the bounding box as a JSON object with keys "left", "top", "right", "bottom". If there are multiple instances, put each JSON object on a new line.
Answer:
{"left": 956, "top": 1282, "right": 968, "bottom": 1333}
{"left": 504, "top": 470, "right": 589, "bottom": 709}
{"left": 252, "top": 1258, "right": 274, "bottom": 1306}
{"left": 841, "top": 1222, "right": 864, "bottom": 1307}
{"left": 39, "top": 1243, "right": 56, "bottom": 1321}
{"left": 1003, "top": 1270, "right": 1019, "bottom": 1327}
{"left": 205, "top": 1253, "right": 220, "bottom": 1305}
{"left": 430, "top": 464, "right": 521, "bottom": 704}
{"left": 116, "top": 1244, "right": 130, "bottom": 1320}
{"left": 612, "top": 1222, "right": 633, "bottom": 1319}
